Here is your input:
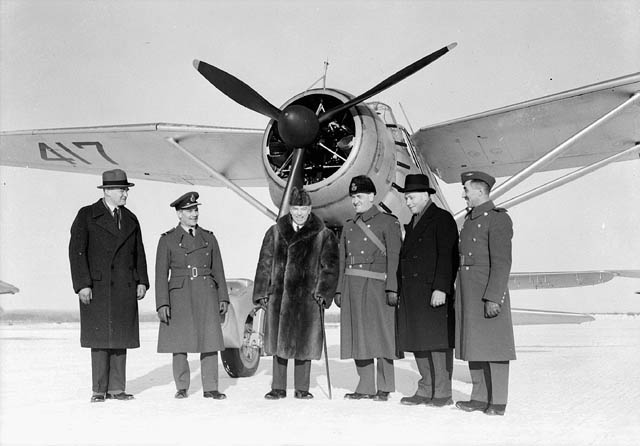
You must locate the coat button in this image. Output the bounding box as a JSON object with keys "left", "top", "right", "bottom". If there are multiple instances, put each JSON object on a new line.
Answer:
{"left": 468, "top": 252, "right": 472, "bottom": 256}
{"left": 477, "top": 224, "right": 482, "bottom": 228}
{"left": 364, "top": 237, "right": 367, "bottom": 241}
{"left": 473, "top": 238, "right": 477, "bottom": 242}
{"left": 484, "top": 212, "right": 488, "bottom": 216}
{"left": 465, "top": 266, "right": 470, "bottom": 270}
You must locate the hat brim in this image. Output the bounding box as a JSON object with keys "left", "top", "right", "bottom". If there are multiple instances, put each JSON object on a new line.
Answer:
{"left": 176, "top": 202, "right": 201, "bottom": 210}
{"left": 98, "top": 182, "right": 135, "bottom": 189}
{"left": 401, "top": 186, "right": 436, "bottom": 194}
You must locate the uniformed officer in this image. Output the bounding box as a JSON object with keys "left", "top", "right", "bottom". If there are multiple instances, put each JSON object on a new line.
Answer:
{"left": 335, "top": 176, "right": 402, "bottom": 401}
{"left": 155, "top": 192, "right": 230, "bottom": 400}
{"left": 397, "top": 174, "right": 459, "bottom": 407}
{"left": 455, "top": 171, "right": 516, "bottom": 416}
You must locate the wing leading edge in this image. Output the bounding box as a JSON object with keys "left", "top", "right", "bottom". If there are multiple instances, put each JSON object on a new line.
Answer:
{"left": 0, "top": 123, "right": 267, "bottom": 187}
{"left": 412, "top": 73, "right": 640, "bottom": 183}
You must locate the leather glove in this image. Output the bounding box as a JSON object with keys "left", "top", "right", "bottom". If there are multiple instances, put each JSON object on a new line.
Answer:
{"left": 484, "top": 300, "right": 501, "bottom": 318}
{"left": 257, "top": 297, "right": 269, "bottom": 308}
{"left": 314, "top": 295, "right": 326, "bottom": 308}
{"left": 386, "top": 291, "right": 398, "bottom": 306}
{"left": 334, "top": 293, "right": 342, "bottom": 308}
{"left": 219, "top": 301, "right": 228, "bottom": 316}
{"left": 157, "top": 305, "right": 171, "bottom": 324}
{"left": 430, "top": 290, "right": 446, "bottom": 307}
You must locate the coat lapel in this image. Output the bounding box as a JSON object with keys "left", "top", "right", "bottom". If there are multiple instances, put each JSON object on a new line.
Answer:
{"left": 403, "top": 203, "right": 437, "bottom": 248}
{"left": 92, "top": 199, "right": 119, "bottom": 237}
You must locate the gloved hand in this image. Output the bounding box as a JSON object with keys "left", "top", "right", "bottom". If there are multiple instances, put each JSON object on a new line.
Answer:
{"left": 484, "top": 300, "right": 501, "bottom": 318}
{"left": 334, "top": 293, "right": 342, "bottom": 308}
{"left": 430, "top": 290, "right": 446, "bottom": 307}
{"left": 386, "top": 291, "right": 398, "bottom": 306}
{"left": 78, "top": 287, "right": 92, "bottom": 305}
{"left": 219, "top": 301, "right": 228, "bottom": 316}
{"left": 314, "top": 295, "right": 326, "bottom": 308}
{"left": 257, "top": 297, "right": 269, "bottom": 308}
{"left": 157, "top": 305, "right": 171, "bottom": 324}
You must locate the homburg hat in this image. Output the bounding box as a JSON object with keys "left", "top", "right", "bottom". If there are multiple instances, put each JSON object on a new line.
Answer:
{"left": 97, "top": 169, "right": 135, "bottom": 189}
{"left": 401, "top": 174, "right": 436, "bottom": 194}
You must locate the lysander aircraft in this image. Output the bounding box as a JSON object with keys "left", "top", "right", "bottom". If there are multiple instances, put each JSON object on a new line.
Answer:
{"left": 1, "top": 43, "right": 639, "bottom": 377}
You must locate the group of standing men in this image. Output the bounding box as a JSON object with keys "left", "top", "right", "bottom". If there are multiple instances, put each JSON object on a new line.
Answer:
{"left": 69, "top": 167, "right": 515, "bottom": 416}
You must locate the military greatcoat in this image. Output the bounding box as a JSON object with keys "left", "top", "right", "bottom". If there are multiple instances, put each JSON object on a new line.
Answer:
{"left": 455, "top": 200, "right": 516, "bottom": 361}
{"left": 252, "top": 213, "right": 339, "bottom": 361}
{"left": 397, "top": 202, "right": 459, "bottom": 352}
{"left": 155, "top": 225, "right": 229, "bottom": 353}
{"left": 337, "top": 206, "right": 402, "bottom": 360}
{"left": 69, "top": 199, "right": 149, "bottom": 348}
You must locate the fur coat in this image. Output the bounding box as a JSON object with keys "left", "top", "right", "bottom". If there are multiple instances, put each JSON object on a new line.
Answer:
{"left": 253, "top": 213, "right": 339, "bottom": 360}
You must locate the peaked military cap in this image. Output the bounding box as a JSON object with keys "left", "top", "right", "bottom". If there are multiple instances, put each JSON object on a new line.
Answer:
{"left": 170, "top": 191, "right": 201, "bottom": 210}
{"left": 349, "top": 175, "right": 376, "bottom": 195}
{"left": 401, "top": 174, "right": 436, "bottom": 194}
{"left": 97, "top": 169, "right": 135, "bottom": 189}
{"left": 289, "top": 187, "right": 312, "bottom": 206}
{"left": 460, "top": 171, "right": 496, "bottom": 189}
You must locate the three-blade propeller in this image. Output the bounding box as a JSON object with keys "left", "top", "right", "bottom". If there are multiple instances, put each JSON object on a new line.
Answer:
{"left": 193, "top": 42, "right": 457, "bottom": 217}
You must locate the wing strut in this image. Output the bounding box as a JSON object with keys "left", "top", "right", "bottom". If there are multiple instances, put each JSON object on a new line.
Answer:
{"left": 496, "top": 143, "right": 640, "bottom": 210}
{"left": 166, "top": 137, "right": 277, "bottom": 221}
{"left": 490, "top": 91, "right": 640, "bottom": 201}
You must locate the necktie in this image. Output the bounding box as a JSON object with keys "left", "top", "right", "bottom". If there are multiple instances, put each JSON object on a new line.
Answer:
{"left": 114, "top": 207, "right": 121, "bottom": 230}
{"left": 189, "top": 228, "right": 194, "bottom": 237}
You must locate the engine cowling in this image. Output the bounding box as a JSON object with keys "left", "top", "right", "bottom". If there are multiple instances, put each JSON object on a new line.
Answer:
{"left": 262, "top": 88, "right": 422, "bottom": 227}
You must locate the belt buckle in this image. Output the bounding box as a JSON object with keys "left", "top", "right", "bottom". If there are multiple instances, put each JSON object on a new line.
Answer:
{"left": 191, "top": 267, "right": 198, "bottom": 278}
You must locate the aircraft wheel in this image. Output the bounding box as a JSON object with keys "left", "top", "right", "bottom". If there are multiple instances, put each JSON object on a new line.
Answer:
{"left": 221, "top": 342, "right": 260, "bottom": 378}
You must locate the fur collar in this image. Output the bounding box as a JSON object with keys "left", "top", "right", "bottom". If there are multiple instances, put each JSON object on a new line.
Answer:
{"left": 277, "top": 212, "right": 325, "bottom": 244}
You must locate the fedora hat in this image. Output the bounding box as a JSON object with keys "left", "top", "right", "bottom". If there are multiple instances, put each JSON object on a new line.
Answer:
{"left": 401, "top": 174, "right": 436, "bottom": 194}
{"left": 97, "top": 169, "right": 135, "bottom": 189}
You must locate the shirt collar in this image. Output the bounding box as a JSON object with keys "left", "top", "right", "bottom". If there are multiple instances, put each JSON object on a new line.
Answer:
{"left": 102, "top": 198, "right": 117, "bottom": 215}
{"left": 355, "top": 205, "right": 379, "bottom": 222}
{"left": 469, "top": 200, "right": 495, "bottom": 219}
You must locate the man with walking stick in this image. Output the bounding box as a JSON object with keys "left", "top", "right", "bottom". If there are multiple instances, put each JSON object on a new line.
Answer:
{"left": 253, "top": 187, "right": 339, "bottom": 400}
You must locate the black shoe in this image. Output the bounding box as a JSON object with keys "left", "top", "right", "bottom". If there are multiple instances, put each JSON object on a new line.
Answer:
{"left": 428, "top": 396, "right": 453, "bottom": 407}
{"left": 203, "top": 390, "right": 226, "bottom": 400}
{"left": 90, "top": 394, "right": 105, "bottom": 403}
{"left": 264, "top": 389, "right": 287, "bottom": 400}
{"left": 400, "top": 394, "right": 430, "bottom": 405}
{"left": 106, "top": 392, "right": 134, "bottom": 401}
{"left": 373, "top": 391, "right": 390, "bottom": 402}
{"left": 344, "top": 392, "right": 375, "bottom": 400}
{"left": 456, "top": 400, "right": 487, "bottom": 412}
{"left": 174, "top": 389, "right": 188, "bottom": 399}
{"left": 294, "top": 390, "right": 314, "bottom": 399}
{"left": 484, "top": 404, "right": 506, "bottom": 416}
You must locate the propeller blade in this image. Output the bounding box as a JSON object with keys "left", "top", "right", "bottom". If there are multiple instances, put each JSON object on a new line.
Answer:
{"left": 319, "top": 42, "right": 457, "bottom": 124}
{"left": 277, "top": 148, "right": 306, "bottom": 219}
{"left": 193, "top": 59, "right": 282, "bottom": 121}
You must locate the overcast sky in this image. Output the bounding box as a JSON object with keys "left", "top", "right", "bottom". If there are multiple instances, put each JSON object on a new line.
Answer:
{"left": 1, "top": 0, "right": 639, "bottom": 313}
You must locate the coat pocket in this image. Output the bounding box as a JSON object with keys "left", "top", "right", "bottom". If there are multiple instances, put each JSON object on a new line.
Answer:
{"left": 168, "top": 277, "right": 185, "bottom": 291}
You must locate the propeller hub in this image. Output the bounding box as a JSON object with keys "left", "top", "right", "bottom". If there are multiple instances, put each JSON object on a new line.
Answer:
{"left": 278, "top": 105, "right": 320, "bottom": 147}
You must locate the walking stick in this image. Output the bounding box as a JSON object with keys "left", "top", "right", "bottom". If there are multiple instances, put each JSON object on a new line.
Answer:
{"left": 319, "top": 305, "right": 332, "bottom": 399}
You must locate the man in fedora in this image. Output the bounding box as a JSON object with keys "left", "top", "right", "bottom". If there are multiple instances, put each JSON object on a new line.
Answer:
{"left": 69, "top": 169, "right": 149, "bottom": 403}
{"left": 155, "top": 192, "right": 230, "bottom": 400}
{"left": 455, "top": 171, "right": 515, "bottom": 416}
{"left": 397, "top": 174, "right": 459, "bottom": 407}
{"left": 336, "top": 175, "right": 402, "bottom": 401}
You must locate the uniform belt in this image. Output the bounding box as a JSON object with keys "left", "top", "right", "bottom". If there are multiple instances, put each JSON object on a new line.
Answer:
{"left": 345, "top": 269, "right": 386, "bottom": 281}
{"left": 171, "top": 267, "right": 213, "bottom": 278}
{"left": 346, "top": 255, "right": 386, "bottom": 265}
{"left": 459, "top": 255, "right": 489, "bottom": 267}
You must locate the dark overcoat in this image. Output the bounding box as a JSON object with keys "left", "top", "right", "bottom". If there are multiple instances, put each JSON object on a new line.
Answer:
{"left": 397, "top": 202, "right": 459, "bottom": 352}
{"left": 252, "top": 213, "right": 339, "bottom": 360}
{"left": 455, "top": 200, "right": 516, "bottom": 361}
{"left": 69, "top": 199, "right": 149, "bottom": 348}
{"left": 155, "top": 225, "right": 229, "bottom": 353}
{"left": 337, "top": 206, "right": 402, "bottom": 360}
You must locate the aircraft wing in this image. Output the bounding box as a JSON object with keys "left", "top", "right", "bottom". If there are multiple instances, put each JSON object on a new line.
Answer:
{"left": 412, "top": 73, "right": 640, "bottom": 183}
{"left": 511, "top": 308, "right": 594, "bottom": 325}
{"left": 0, "top": 123, "right": 267, "bottom": 187}
{"left": 0, "top": 280, "right": 20, "bottom": 295}
{"left": 509, "top": 270, "right": 640, "bottom": 290}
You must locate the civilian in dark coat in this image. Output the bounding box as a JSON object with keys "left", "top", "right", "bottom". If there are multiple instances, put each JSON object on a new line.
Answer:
{"left": 455, "top": 171, "right": 515, "bottom": 417}
{"left": 155, "top": 192, "right": 229, "bottom": 400}
{"left": 397, "top": 174, "right": 459, "bottom": 407}
{"left": 69, "top": 169, "right": 149, "bottom": 403}
{"left": 253, "top": 188, "right": 339, "bottom": 400}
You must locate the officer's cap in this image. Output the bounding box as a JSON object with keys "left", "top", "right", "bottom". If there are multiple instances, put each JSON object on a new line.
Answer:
{"left": 460, "top": 171, "right": 496, "bottom": 189}
{"left": 170, "top": 192, "right": 201, "bottom": 210}
{"left": 349, "top": 175, "right": 376, "bottom": 196}
{"left": 289, "top": 187, "right": 312, "bottom": 206}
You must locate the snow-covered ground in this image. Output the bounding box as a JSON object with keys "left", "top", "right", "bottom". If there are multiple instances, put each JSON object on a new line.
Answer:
{"left": 1, "top": 316, "right": 638, "bottom": 445}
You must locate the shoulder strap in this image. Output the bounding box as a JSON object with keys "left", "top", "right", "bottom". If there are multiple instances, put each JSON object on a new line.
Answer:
{"left": 355, "top": 218, "right": 386, "bottom": 255}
